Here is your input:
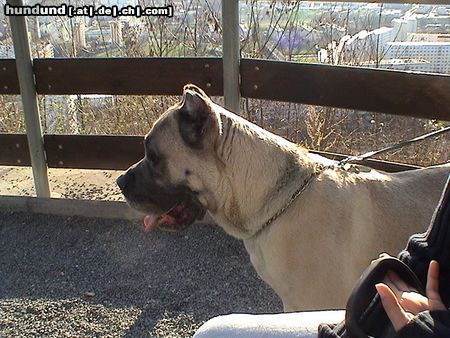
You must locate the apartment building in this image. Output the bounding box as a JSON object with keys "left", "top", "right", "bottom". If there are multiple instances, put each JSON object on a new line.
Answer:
{"left": 385, "top": 41, "right": 450, "bottom": 73}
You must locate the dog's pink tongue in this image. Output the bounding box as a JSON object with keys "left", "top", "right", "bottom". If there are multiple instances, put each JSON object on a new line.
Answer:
{"left": 143, "top": 214, "right": 158, "bottom": 233}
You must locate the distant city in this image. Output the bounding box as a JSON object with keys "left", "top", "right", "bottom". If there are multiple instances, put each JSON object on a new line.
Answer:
{"left": 1, "top": 1, "right": 449, "bottom": 73}
{"left": 317, "top": 4, "right": 450, "bottom": 73}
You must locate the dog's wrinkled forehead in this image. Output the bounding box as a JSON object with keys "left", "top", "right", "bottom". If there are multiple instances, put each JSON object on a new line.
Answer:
{"left": 144, "top": 107, "right": 180, "bottom": 151}
{"left": 145, "top": 83, "right": 217, "bottom": 158}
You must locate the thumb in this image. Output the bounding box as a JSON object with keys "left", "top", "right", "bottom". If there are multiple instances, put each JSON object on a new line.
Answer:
{"left": 376, "top": 283, "right": 414, "bottom": 332}
{"left": 426, "top": 260, "right": 447, "bottom": 311}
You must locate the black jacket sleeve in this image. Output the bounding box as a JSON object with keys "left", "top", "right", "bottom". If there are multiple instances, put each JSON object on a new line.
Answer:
{"left": 396, "top": 310, "right": 450, "bottom": 338}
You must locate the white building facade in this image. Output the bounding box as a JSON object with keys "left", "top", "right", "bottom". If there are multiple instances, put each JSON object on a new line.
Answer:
{"left": 385, "top": 42, "right": 450, "bottom": 73}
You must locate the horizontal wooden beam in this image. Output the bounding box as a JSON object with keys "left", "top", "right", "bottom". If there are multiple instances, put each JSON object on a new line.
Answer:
{"left": 1, "top": 58, "right": 449, "bottom": 120}
{"left": 44, "top": 134, "right": 144, "bottom": 170}
{"left": 0, "top": 59, "right": 20, "bottom": 95}
{"left": 33, "top": 58, "right": 223, "bottom": 96}
{"left": 240, "top": 59, "right": 450, "bottom": 121}
{"left": 0, "top": 133, "right": 31, "bottom": 166}
{"left": 0, "top": 133, "right": 421, "bottom": 172}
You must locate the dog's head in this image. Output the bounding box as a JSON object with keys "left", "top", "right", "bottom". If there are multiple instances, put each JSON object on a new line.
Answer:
{"left": 117, "top": 84, "right": 222, "bottom": 232}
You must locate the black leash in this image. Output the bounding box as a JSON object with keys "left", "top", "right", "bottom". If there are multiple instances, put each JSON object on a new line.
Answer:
{"left": 339, "top": 125, "right": 450, "bottom": 167}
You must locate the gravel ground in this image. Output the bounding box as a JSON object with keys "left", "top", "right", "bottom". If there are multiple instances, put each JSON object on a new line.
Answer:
{"left": 0, "top": 167, "right": 123, "bottom": 200}
{"left": 0, "top": 211, "right": 282, "bottom": 337}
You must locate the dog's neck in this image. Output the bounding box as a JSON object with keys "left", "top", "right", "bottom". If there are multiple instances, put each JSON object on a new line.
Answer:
{"left": 209, "top": 104, "right": 317, "bottom": 239}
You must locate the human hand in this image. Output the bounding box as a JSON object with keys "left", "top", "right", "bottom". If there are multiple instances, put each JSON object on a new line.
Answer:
{"left": 375, "top": 260, "right": 446, "bottom": 332}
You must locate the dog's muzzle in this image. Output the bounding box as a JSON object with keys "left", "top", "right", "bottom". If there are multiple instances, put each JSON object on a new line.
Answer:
{"left": 116, "top": 165, "right": 205, "bottom": 232}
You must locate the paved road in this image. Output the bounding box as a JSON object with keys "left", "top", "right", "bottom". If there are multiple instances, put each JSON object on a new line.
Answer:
{"left": 0, "top": 211, "right": 281, "bottom": 337}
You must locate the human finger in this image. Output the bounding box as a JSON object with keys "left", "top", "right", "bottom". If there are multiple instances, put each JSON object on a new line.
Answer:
{"left": 371, "top": 253, "right": 392, "bottom": 264}
{"left": 426, "top": 260, "right": 446, "bottom": 311}
{"left": 383, "top": 272, "right": 429, "bottom": 314}
{"left": 376, "top": 283, "right": 414, "bottom": 332}
{"left": 387, "top": 271, "right": 416, "bottom": 293}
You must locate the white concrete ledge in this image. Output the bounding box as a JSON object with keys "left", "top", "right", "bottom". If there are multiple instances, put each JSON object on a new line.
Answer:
{"left": 0, "top": 196, "right": 140, "bottom": 220}
{"left": 0, "top": 195, "right": 215, "bottom": 223}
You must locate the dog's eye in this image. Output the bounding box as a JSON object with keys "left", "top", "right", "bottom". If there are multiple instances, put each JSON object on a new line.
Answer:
{"left": 147, "top": 152, "right": 159, "bottom": 166}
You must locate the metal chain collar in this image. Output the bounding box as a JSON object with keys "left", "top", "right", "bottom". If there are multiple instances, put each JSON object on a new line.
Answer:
{"left": 250, "top": 164, "right": 333, "bottom": 239}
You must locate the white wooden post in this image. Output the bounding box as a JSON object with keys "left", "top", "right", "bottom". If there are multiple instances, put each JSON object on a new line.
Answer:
{"left": 222, "top": 0, "right": 240, "bottom": 113}
{"left": 8, "top": 0, "right": 50, "bottom": 198}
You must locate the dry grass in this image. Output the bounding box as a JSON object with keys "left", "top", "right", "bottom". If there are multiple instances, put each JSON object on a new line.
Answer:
{"left": 1, "top": 93, "right": 448, "bottom": 167}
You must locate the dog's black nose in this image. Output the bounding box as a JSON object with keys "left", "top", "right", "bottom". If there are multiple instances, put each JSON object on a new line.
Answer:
{"left": 116, "top": 174, "right": 127, "bottom": 191}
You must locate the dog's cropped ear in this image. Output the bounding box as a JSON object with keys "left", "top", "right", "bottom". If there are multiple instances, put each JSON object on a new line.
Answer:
{"left": 183, "top": 84, "right": 208, "bottom": 97}
{"left": 178, "top": 85, "right": 218, "bottom": 148}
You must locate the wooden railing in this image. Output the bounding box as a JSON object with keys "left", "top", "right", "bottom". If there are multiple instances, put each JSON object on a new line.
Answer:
{"left": 1, "top": 57, "right": 450, "bottom": 174}
{"left": 0, "top": 133, "right": 425, "bottom": 173}
{"left": 1, "top": 58, "right": 449, "bottom": 119}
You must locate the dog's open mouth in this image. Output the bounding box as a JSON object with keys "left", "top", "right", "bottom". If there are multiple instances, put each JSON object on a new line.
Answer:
{"left": 143, "top": 199, "right": 205, "bottom": 233}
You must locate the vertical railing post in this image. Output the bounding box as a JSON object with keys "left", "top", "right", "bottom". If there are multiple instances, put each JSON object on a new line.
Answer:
{"left": 222, "top": 0, "right": 240, "bottom": 113}
{"left": 8, "top": 0, "right": 50, "bottom": 198}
